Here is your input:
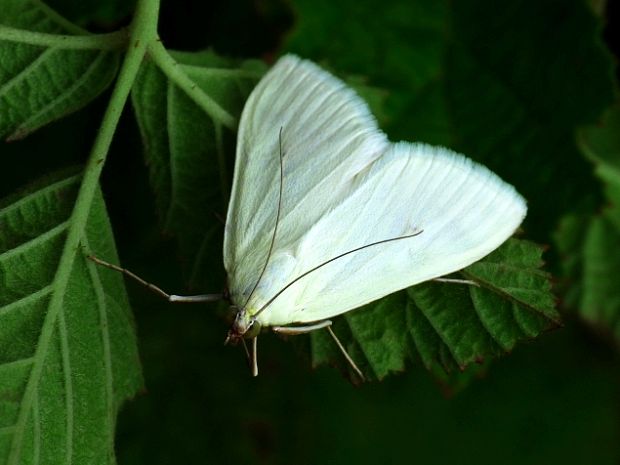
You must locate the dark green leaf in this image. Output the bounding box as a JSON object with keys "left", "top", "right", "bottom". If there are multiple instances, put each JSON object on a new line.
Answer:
{"left": 581, "top": 215, "right": 620, "bottom": 341}
{"left": 0, "top": 173, "right": 142, "bottom": 464}
{"left": 578, "top": 105, "right": 620, "bottom": 228}
{"left": 131, "top": 50, "right": 265, "bottom": 290}
{"left": 0, "top": 0, "right": 120, "bottom": 140}
{"left": 556, "top": 105, "right": 620, "bottom": 343}
{"left": 311, "top": 239, "right": 558, "bottom": 380}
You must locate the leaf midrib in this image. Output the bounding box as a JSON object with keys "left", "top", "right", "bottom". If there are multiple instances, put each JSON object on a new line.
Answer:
{"left": 7, "top": 0, "right": 159, "bottom": 457}
{"left": 462, "top": 270, "right": 559, "bottom": 324}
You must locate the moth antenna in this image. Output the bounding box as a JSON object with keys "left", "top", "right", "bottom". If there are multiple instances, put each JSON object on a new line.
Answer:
{"left": 88, "top": 255, "right": 222, "bottom": 303}
{"left": 255, "top": 229, "right": 424, "bottom": 316}
{"left": 243, "top": 127, "right": 285, "bottom": 309}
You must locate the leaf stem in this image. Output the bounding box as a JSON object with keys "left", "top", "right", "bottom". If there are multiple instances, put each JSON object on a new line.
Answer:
{"left": 148, "top": 40, "right": 237, "bottom": 129}
{"left": 7, "top": 0, "right": 161, "bottom": 462}
{"left": 0, "top": 26, "right": 128, "bottom": 50}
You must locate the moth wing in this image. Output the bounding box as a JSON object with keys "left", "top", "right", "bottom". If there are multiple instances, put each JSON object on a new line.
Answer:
{"left": 261, "top": 142, "right": 526, "bottom": 326}
{"left": 224, "top": 55, "right": 526, "bottom": 327}
{"left": 224, "top": 54, "right": 388, "bottom": 304}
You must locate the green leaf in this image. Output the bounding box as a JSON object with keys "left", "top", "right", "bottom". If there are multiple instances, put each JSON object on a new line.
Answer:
{"left": 131, "top": 49, "right": 265, "bottom": 289}
{"left": 311, "top": 239, "right": 559, "bottom": 380}
{"left": 553, "top": 211, "right": 591, "bottom": 308}
{"left": 0, "top": 172, "right": 142, "bottom": 464}
{"left": 0, "top": 0, "right": 122, "bottom": 140}
{"left": 578, "top": 105, "right": 620, "bottom": 229}
{"left": 581, "top": 215, "right": 620, "bottom": 341}
{"left": 556, "top": 105, "right": 620, "bottom": 343}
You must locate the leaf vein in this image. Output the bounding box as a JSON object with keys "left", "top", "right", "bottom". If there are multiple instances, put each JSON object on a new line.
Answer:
{"left": 12, "top": 50, "right": 109, "bottom": 137}
{"left": 0, "top": 221, "right": 69, "bottom": 262}
{"left": 411, "top": 296, "right": 460, "bottom": 367}
{"left": 467, "top": 285, "right": 508, "bottom": 351}
{"left": 57, "top": 310, "right": 74, "bottom": 465}
{"left": 32, "top": 392, "right": 40, "bottom": 465}
{"left": 461, "top": 271, "right": 559, "bottom": 323}
{"left": 0, "top": 357, "right": 35, "bottom": 372}
{"left": 0, "top": 48, "right": 55, "bottom": 101}
{"left": 0, "top": 426, "right": 16, "bottom": 437}
{"left": 164, "top": 78, "right": 179, "bottom": 229}
{"left": 0, "top": 175, "right": 80, "bottom": 219}
{"left": 0, "top": 285, "right": 52, "bottom": 316}
{"left": 83, "top": 238, "right": 116, "bottom": 443}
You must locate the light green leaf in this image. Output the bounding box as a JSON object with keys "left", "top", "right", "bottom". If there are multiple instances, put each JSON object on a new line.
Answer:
{"left": 556, "top": 105, "right": 620, "bottom": 343}
{"left": 0, "top": 172, "right": 142, "bottom": 464}
{"left": 131, "top": 49, "right": 265, "bottom": 289}
{"left": 578, "top": 105, "right": 620, "bottom": 229}
{"left": 311, "top": 239, "right": 559, "bottom": 380}
{"left": 581, "top": 215, "right": 620, "bottom": 341}
{"left": 553, "top": 212, "right": 591, "bottom": 309}
{"left": 0, "top": 0, "right": 123, "bottom": 140}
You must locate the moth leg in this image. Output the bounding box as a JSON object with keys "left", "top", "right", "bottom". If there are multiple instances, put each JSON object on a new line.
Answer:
{"left": 235, "top": 337, "right": 259, "bottom": 377}
{"left": 273, "top": 321, "right": 365, "bottom": 380}
{"left": 251, "top": 337, "right": 259, "bottom": 377}
{"left": 87, "top": 255, "right": 223, "bottom": 303}
{"left": 433, "top": 277, "right": 480, "bottom": 287}
{"left": 272, "top": 320, "right": 333, "bottom": 335}
{"left": 325, "top": 326, "right": 365, "bottom": 381}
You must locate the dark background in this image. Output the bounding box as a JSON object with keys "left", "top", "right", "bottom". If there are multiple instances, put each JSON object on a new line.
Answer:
{"left": 1, "top": 0, "right": 619, "bottom": 463}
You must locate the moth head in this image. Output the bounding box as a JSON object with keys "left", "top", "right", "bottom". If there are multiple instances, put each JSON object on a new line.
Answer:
{"left": 226, "top": 308, "right": 261, "bottom": 343}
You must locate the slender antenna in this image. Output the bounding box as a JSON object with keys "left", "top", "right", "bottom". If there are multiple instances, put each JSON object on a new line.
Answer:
{"left": 243, "top": 127, "right": 285, "bottom": 309}
{"left": 255, "top": 229, "right": 424, "bottom": 316}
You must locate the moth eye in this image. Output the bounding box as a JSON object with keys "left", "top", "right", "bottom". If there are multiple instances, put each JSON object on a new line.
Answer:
{"left": 244, "top": 319, "right": 261, "bottom": 339}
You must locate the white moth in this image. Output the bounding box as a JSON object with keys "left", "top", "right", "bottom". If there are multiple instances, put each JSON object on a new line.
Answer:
{"left": 220, "top": 54, "right": 526, "bottom": 376}
{"left": 92, "top": 54, "right": 526, "bottom": 378}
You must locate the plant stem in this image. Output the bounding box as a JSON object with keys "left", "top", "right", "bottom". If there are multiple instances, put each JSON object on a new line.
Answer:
{"left": 0, "top": 26, "right": 128, "bottom": 50}
{"left": 148, "top": 40, "right": 237, "bottom": 129}
{"left": 7, "top": 0, "right": 161, "bottom": 462}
